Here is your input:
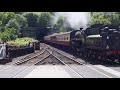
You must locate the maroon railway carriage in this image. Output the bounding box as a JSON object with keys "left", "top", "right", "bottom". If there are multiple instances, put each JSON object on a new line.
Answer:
{"left": 44, "top": 30, "right": 80, "bottom": 50}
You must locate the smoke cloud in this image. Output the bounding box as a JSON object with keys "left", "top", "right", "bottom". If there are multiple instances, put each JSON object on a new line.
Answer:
{"left": 53, "top": 12, "right": 90, "bottom": 29}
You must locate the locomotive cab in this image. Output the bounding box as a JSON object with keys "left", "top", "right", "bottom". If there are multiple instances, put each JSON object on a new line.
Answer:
{"left": 99, "top": 25, "right": 120, "bottom": 61}
{"left": 100, "top": 26, "right": 120, "bottom": 50}
{"left": 84, "top": 24, "right": 120, "bottom": 62}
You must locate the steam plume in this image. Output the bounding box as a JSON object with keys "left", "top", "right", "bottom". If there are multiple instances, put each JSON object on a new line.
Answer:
{"left": 54, "top": 12, "right": 90, "bottom": 29}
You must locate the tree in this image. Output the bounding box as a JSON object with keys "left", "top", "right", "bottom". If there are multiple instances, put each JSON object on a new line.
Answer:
{"left": 22, "top": 12, "right": 39, "bottom": 27}
{"left": 53, "top": 16, "right": 66, "bottom": 32}
{"left": 53, "top": 16, "right": 73, "bottom": 33}
{"left": 0, "top": 21, "right": 2, "bottom": 26}
{"left": 89, "top": 12, "right": 120, "bottom": 25}
{"left": 108, "top": 12, "right": 120, "bottom": 24}
{"left": 0, "top": 27, "right": 18, "bottom": 43}
{"left": 7, "top": 14, "right": 28, "bottom": 29}
{"left": 6, "top": 14, "right": 28, "bottom": 37}
{"left": 89, "top": 12, "right": 111, "bottom": 25}
{"left": 0, "top": 12, "right": 16, "bottom": 26}
{"left": 6, "top": 19, "right": 20, "bottom": 30}
{"left": 37, "top": 12, "right": 53, "bottom": 28}
{"left": 14, "top": 12, "right": 24, "bottom": 14}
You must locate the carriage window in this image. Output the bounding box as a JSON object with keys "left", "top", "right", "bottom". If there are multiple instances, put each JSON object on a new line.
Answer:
{"left": 66, "top": 37, "right": 68, "bottom": 40}
{"left": 64, "top": 37, "right": 66, "bottom": 40}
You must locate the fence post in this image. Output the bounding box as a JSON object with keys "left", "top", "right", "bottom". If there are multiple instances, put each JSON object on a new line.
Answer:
{"left": 2, "top": 44, "right": 7, "bottom": 59}
{"left": 33, "top": 42, "right": 35, "bottom": 52}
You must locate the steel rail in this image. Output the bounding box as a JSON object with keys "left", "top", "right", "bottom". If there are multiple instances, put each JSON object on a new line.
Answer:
{"left": 12, "top": 54, "right": 51, "bottom": 78}
{"left": 45, "top": 44, "right": 113, "bottom": 78}
{"left": 13, "top": 49, "right": 46, "bottom": 65}
{"left": 46, "top": 49, "right": 84, "bottom": 78}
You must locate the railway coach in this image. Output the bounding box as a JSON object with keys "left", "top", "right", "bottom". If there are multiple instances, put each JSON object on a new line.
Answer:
{"left": 44, "top": 30, "right": 80, "bottom": 51}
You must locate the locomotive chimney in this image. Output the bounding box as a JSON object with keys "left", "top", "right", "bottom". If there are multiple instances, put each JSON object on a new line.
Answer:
{"left": 80, "top": 28, "right": 83, "bottom": 30}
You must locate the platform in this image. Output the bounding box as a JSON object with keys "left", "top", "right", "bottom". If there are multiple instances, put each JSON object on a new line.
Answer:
{"left": 0, "top": 64, "right": 120, "bottom": 78}
{"left": 25, "top": 65, "right": 72, "bottom": 78}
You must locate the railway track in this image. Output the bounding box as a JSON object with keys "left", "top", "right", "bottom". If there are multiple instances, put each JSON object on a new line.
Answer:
{"left": 12, "top": 46, "right": 85, "bottom": 78}
{"left": 45, "top": 49, "right": 84, "bottom": 78}
{"left": 6, "top": 45, "right": 46, "bottom": 65}
{"left": 41, "top": 43, "right": 114, "bottom": 78}
{"left": 0, "top": 43, "right": 117, "bottom": 78}
{"left": 10, "top": 46, "right": 52, "bottom": 78}
{"left": 44, "top": 44, "right": 87, "bottom": 64}
{"left": 13, "top": 50, "right": 49, "bottom": 65}
{"left": 12, "top": 53, "right": 51, "bottom": 78}
{"left": 10, "top": 44, "right": 85, "bottom": 78}
{"left": 0, "top": 45, "right": 50, "bottom": 73}
{"left": 11, "top": 43, "right": 115, "bottom": 78}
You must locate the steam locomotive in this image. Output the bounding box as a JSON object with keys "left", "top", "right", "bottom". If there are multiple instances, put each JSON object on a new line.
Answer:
{"left": 44, "top": 24, "right": 120, "bottom": 62}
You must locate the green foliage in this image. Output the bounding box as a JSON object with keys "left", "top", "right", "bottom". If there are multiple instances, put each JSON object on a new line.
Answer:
{"left": 53, "top": 16, "right": 68, "bottom": 33}
{"left": 7, "top": 19, "right": 20, "bottom": 30}
{"left": 0, "top": 21, "right": 2, "bottom": 26}
{"left": 53, "top": 16, "right": 65, "bottom": 30}
{"left": 7, "top": 37, "right": 38, "bottom": 46}
{"left": 0, "top": 12, "right": 16, "bottom": 26}
{"left": 0, "top": 27, "right": 18, "bottom": 43}
{"left": 14, "top": 12, "right": 24, "bottom": 14}
{"left": 57, "top": 27, "right": 65, "bottom": 33}
{"left": 0, "top": 12, "right": 55, "bottom": 44}
{"left": 22, "top": 12, "right": 40, "bottom": 27}
{"left": 0, "top": 40, "right": 2, "bottom": 44}
{"left": 6, "top": 14, "right": 28, "bottom": 37}
{"left": 38, "top": 12, "right": 53, "bottom": 28}
{"left": 22, "top": 12, "right": 53, "bottom": 28}
{"left": 108, "top": 12, "right": 120, "bottom": 24}
{"left": 14, "top": 14, "right": 28, "bottom": 29}
{"left": 53, "top": 16, "right": 73, "bottom": 33}
{"left": 89, "top": 12, "right": 120, "bottom": 25}
{"left": 89, "top": 12, "right": 111, "bottom": 25}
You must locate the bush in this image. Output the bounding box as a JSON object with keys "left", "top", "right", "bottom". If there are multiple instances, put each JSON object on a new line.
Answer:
{"left": 7, "top": 37, "right": 39, "bottom": 46}
{"left": 0, "top": 39, "right": 2, "bottom": 44}
{"left": 0, "top": 27, "right": 18, "bottom": 43}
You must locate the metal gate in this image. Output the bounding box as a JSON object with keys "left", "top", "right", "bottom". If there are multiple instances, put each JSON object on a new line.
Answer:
{"left": 0, "top": 44, "right": 6, "bottom": 60}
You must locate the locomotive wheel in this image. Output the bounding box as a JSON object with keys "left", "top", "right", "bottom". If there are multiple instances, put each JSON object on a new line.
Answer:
{"left": 99, "top": 55, "right": 103, "bottom": 61}
{"left": 80, "top": 52, "right": 84, "bottom": 57}
{"left": 85, "top": 52, "right": 89, "bottom": 59}
{"left": 92, "top": 54, "right": 95, "bottom": 60}
{"left": 96, "top": 55, "right": 101, "bottom": 61}
{"left": 83, "top": 52, "right": 86, "bottom": 58}
{"left": 88, "top": 53, "right": 94, "bottom": 60}
{"left": 99, "top": 55, "right": 108, "bottom": 63}
{"left": 79, "top": 52, "right": 82, "bottom": 57}
{"left": 87, "top": 53, "right": 90, "bottom": 58}
{"left": 93, "top": 53, "right": 97, "bottom": 60}
{"left": 118, "top": 59, "right": 120, "bottom": 64}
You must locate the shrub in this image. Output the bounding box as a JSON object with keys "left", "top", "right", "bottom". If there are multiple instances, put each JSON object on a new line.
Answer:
{"left": 7, "top": 37, "right": 39, "bottom": 46}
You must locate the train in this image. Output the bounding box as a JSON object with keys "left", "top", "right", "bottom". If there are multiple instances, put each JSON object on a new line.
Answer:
{"left": 44, "top": 24, "right": 120, "bottom": 63}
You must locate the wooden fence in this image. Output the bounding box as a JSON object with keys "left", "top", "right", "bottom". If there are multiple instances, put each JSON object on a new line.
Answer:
{"left": 0, "top": 42, "right": 40, "bottom": 64}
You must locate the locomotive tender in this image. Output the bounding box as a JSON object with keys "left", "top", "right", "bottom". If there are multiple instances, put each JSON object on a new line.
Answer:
{"left": 44, "top": 24, "right": 120, "bottom": 62}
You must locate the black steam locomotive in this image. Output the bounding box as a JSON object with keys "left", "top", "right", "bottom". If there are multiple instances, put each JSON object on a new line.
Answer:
{"left": 44, "top": 24, "right": 120, "bottom": 62}
{"left": 72, "top": 24, "right": 120, "bottom": 62}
